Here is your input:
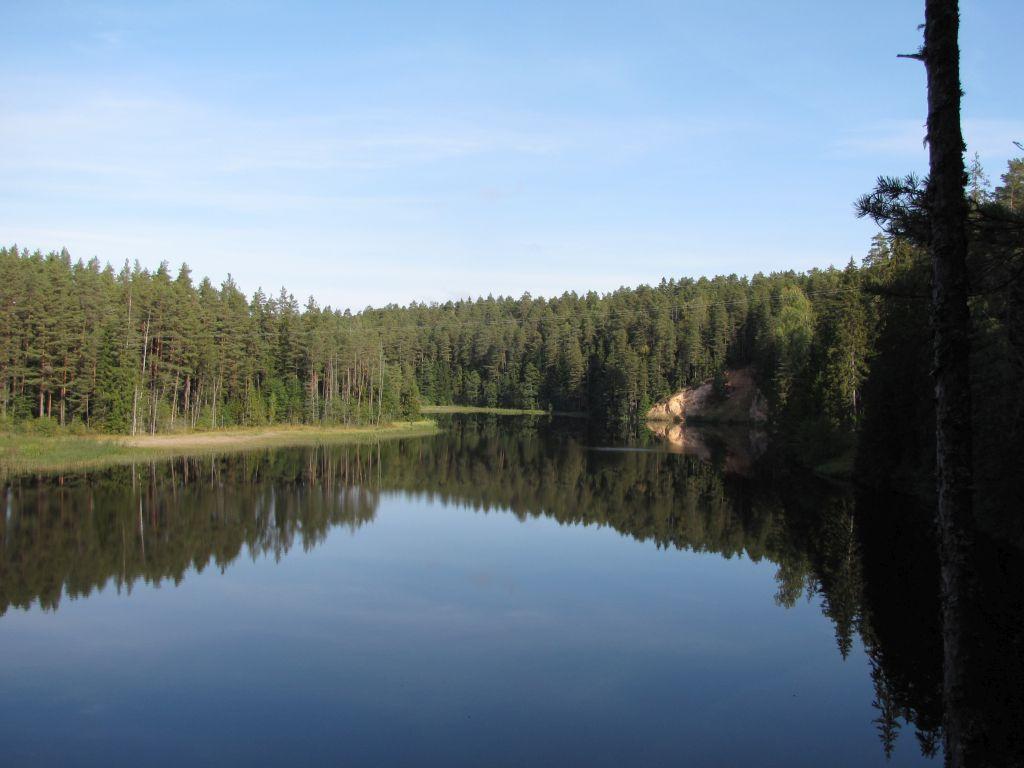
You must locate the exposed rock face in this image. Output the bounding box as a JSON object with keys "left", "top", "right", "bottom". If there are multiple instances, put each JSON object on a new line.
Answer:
{"left": 645, "top": 367, "right": 767, "bottom": 424}
{"left": 645, "top": 381, "right": 712, "bottom": 422}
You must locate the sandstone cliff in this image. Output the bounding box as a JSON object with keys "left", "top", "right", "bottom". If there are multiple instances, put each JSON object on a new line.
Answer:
{"left": 645, "top": 367, "right": 767, "bottom": 424}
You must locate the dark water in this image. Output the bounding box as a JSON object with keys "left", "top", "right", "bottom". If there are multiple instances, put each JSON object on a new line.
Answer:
{"left": 0, "top": 416, "right": 976, "bottom": 766}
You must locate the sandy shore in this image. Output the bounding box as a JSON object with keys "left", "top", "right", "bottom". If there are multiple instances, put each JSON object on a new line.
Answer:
{"left": 1, "top": 421, "right": 439, "bottom": 476}
{"left": 118, "top": 424, "right": 435, "bottom": 449}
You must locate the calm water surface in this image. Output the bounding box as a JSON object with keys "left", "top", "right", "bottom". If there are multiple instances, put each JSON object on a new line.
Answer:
{"left": 1, "top": 416, "right": 946, "bottom": 766}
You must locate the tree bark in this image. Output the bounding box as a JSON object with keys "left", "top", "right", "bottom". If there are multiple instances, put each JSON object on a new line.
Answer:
{"left": 377, "top": 340, "right": 384, "bottom": 425}
{"left": 170, "top": 370, "right": 179, "bottom": 429}
{"left": 922, "top": 2, "right": 977, "bottom": 765}
{"left": 183, "top": 374, "right": 191, "bottom": 425}
{"left": 131, "top": 314, "right": 150, "bottom": 437}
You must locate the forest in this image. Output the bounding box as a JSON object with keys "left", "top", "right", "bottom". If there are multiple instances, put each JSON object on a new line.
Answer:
{"left": 1, "top": 156, "right": 1021, "bottom": 502}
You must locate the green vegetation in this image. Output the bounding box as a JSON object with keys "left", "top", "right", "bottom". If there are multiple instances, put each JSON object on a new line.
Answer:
{"left": 0, "top": 421, "right": 437, "bottom": 476}
{"left": 1, "top": 154, "right": 1021, "bottom": 500}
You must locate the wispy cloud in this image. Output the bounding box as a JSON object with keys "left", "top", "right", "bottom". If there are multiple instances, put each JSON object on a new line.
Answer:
{"left": 0, "top": 84, "right": 734, "bottom": 179}
{"left": 0, "top": 95, "right": 556, "bottom": 177}
{"left": 0, "top": 84, "right": 736, "bottom": 229}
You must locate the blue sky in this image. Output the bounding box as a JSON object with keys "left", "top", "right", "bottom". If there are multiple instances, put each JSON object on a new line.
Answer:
{"left": 2, "top": 1, "right": 1021, "bottom": 311}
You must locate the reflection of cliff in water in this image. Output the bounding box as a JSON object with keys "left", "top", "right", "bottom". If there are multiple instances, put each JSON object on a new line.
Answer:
{"left": 2, "top": 415, "right": 1020, "bottom": 762}
{"left": 644, "top": 420, "right": 767, "bottom": 475}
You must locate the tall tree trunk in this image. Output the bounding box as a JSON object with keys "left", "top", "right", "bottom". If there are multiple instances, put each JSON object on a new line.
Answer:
{"left": 377, "top": 340, "right": 384, "bottom": 425}
{"left": 192, "top": 380, "right": 202, "bottom": 429}
{"left": 150, "top": 380, "right": 159, "bottom": 435}
{"left": 170, "top": 369, "right": 180, "bottom": 429}
{"left": 356, "top": 356, "right": 363, "bottom": 418}
{"left": 183, "top": 374, "right": 191, "bottom": 427}
{"left": 89, "top": 359, "right": 97, "bottom": 427}
{"left": 60, "top": 362, "right": 67, "bottom": 426}
{"left": 343, "top": 365, "right": 350, "bottom": 424}
{"left": 132, "top": 314, "right": 150, "bottom": 437}
{"left": 211, "top": 376, "right": 218, "bottom": 428}
{"left": 922, "top": 2, "right": 977, "bottom": 765}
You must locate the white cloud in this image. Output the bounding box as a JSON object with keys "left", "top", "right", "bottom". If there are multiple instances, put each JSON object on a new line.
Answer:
{"left": 0, "top": 98, "right": 542, "bottom": 177}
{"left": 0, "top": 82, "right": 734, "bottom": 182}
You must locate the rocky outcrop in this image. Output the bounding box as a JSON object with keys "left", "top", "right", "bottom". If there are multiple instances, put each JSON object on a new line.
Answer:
{"left": 646, "top": 382, "right": 712, "bottom": 422}
{"left": 645, "top": 367, "right": 767, "bottom": 424}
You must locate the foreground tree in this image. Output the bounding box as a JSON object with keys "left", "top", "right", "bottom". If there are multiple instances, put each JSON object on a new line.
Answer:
{"left": 859, "top": 4, "right": 1024, "bottom": 764}
{"left": 918, "top": 4, "right": 978, "bottom": 766}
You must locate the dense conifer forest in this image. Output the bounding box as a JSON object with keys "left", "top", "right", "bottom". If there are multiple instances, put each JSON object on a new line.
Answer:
{"left": 1, "top": 157, "right": 1021, "bottom": 501}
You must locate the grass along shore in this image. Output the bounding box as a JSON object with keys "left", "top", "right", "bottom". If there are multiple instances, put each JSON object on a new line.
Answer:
{"left": 0, "top": 420, "right": 439, "bottom": 477}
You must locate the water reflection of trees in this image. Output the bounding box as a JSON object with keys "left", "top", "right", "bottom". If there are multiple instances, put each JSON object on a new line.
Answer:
{"left": 5, "top": 416, "right": 1014, "bottom": 760}
{"left": 0, "top": 447, "right": 383, "bottom": 614}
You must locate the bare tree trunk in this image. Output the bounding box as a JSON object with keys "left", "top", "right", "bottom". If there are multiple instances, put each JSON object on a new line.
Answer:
{"left": 150, "top": 381, "right": 160, "bottom": 435}
{"left": 59, "top": 362, "right": 67, "bottom": 426}
{"left": 211, "top": 376, "right": 218, "bottom": 428}
{"left": 183, "top": 374, "right": 191, "bottom": 427}
{"left": 310, "top": 369, "right": 319, "bottom": 422}
{"left": 345, "top": 365, "right": 352, "bottom": 423}
{"left": 377, "top": 340, "right": 384, "bottom": 425}
{"left": 192, "top": 380, "right": 203, "bottom": 429}
{"left": 356, "top": 356, "right": 363, "bottom": 418}
{"left": 922, "top": 2, "right": 977, "bottom": 765}
{"left": 131, "top": 314, "right": 150, "bottom": 437}
{"left": 170, "top": 369, "right": 179, "bottom": 429}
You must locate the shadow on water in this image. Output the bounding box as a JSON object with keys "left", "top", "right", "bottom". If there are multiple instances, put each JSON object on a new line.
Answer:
{"left": 1, "top": 414, "right": 1021, "bottom": 763}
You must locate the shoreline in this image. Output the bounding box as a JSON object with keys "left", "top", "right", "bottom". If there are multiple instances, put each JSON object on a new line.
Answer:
{"left": 420, "top": 405, "right": 548, "bottom": 416}
{"left": 420, "top": 405, "right": 587, "bottom": 417}
{"left": 0, "top": 420, "right": 439, "bottom": 477}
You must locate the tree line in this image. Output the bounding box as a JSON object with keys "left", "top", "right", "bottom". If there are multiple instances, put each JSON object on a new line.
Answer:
{"left": 0, "top": 255, "right": 422, "bottom": 433}
{"left": 1, "top": 157, "right": 1020, "bottom": 492}
{"left": 0, "top": 244, "right": 878, "bottom": 434}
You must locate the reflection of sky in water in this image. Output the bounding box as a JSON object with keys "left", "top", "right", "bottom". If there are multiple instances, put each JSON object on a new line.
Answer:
{"left": 0, "top": 491, "right": 933, "bottom": 767}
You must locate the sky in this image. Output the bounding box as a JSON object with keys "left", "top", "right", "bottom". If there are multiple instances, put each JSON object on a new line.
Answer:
{"left": 1, "top": 1, "right": 1022, "bottom": 311}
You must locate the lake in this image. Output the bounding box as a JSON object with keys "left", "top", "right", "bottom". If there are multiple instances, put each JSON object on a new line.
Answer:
{"left": 0, "top": 415, "right": 948, "bottom": 766}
